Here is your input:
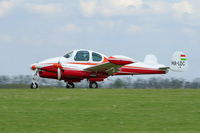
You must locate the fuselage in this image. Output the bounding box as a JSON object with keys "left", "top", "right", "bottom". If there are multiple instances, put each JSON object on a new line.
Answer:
{"left": 31, "top": 49, "right": 167, "bottom": 83}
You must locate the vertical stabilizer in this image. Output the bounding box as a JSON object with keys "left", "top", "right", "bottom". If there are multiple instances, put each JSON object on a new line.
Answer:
{"left": 170, "top": 51, "right": 188, "bottom": 72}
{"left": 144, "top": 54, "right": 158, "bottom": 66}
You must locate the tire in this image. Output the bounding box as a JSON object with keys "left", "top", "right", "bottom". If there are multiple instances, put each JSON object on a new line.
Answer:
{"left": 89, "top": 82, "right": 98, "bottom": 88}
{"left": 30, "top": 82, "right": 38, "bottom": 89}
{"left": 66, "top": 82, "right": 75, "bottom": 88}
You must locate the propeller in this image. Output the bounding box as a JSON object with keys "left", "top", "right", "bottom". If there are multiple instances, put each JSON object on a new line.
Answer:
{"left": 57, "top": 58, "right": 62, "bottom": 80}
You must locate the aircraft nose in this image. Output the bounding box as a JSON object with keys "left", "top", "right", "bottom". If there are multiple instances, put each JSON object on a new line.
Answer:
{"left": 30, "top": 57, "right": 61, "bottom": 70}
{"left": 30, "top": 63, "right": 38, "bottom": 70}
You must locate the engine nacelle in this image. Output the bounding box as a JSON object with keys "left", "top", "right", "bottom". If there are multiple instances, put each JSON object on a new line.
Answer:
{"left": 108, "top": 55, "right": 135, "bottom": 65}
{"left": 63, "top": 70, "right": 90, "bottom": 78}
{"left": 39, "top": 71, "right": 57, "bottom": 79}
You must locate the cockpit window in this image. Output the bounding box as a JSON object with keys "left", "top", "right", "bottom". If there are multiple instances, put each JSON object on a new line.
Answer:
{"left": 92, "top": 52, "right": 102, "bottom": 62}
{"left": 74, "top": 51, "right": 89, "bottom": 61}
{"left": 64, "top": 51, "right": 73, "bottom": 58}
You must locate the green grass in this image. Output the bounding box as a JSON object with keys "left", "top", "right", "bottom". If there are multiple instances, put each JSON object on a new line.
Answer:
{"left": 0, "top": 89, "right": 200, "bottom": 133}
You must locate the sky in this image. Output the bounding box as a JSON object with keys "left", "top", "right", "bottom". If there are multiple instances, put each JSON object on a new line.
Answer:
{"left": 0, "top": 0, "right": 199, "bottom": 80}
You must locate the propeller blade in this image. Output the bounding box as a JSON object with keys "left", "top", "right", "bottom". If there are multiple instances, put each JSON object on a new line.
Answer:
{"left": 57, "top": 58, "right": 62, "bottom": 80}
{"left": 57, "top": 67, "right": 61, "bottom": 80}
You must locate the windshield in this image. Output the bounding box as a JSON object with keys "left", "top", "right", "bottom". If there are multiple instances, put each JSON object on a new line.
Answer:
{"left": 64, "top": 51, "right": 73, "bottom": 58}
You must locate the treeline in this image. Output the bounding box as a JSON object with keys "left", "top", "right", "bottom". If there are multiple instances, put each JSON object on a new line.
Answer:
{"left": 105, "top": 77, "right": 200, "bottom": 89}
{"left": 0, "top": 75, "right": 200, "bottom": 89}
{"left": 0, "top": 75, "right": 64, "bottom": 88}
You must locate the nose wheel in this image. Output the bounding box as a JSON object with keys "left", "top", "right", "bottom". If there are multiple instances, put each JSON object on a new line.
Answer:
{"left": 30, "top": 82, "right": 39, "bottom": 89}
{"left": 89, "top": 81, "right": 98, "bottom": 88}
{"left": 66, "top": 82, "right": 75, "bottom": 88}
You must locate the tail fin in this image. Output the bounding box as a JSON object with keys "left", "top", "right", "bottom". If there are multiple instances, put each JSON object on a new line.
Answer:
{"left": 170, "top": 51, "right": 188, "bottom": 72}
{"left": 144, "top": 54, "right": 159, "bottom": 66}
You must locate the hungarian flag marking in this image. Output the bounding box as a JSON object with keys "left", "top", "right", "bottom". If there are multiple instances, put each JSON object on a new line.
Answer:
{"left": 180, "top": 55, "right": 187, "bottom": 61}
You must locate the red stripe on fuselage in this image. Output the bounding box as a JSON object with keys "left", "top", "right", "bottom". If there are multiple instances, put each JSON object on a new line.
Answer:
{"left": 118, "top": 66, "right": 166, "bottom": 75}
{"left": 122, "top": 66, "right": 158, "bottom": 70}
{"left": 68, "top": 62, "right": 99, "bottom": 65}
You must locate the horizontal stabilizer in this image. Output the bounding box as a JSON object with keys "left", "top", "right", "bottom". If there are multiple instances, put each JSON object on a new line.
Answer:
{"left": 159, "top": 67, "right": 170, "bottom": 70}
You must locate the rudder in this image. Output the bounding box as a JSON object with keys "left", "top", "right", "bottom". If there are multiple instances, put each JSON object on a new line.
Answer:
{"left": 170, "top": 51, "right": 188, "bottom": 72}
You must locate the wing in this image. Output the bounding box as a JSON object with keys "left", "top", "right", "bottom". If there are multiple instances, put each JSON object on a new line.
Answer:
{"left": 84, "top": 62, "right": 123, "bottom": 75}
{"left": 84, "top": 56, "right": 135, "bottom": 75}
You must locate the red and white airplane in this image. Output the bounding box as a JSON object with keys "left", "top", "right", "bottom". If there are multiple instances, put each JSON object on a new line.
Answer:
{"left": 30, "top": 49, "right": 188, "bottom": 88}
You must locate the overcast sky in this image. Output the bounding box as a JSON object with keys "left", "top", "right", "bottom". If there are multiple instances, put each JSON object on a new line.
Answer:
{"left": 0, "top": 0, "right": 199, "bottom": 80}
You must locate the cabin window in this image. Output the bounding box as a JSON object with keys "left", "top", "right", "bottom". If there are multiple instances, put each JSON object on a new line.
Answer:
{"left": 64, "top": 51, "right": 73, "bottom": 58}
{"left": 92, "top": 52, "right": 102, "bottom": 62}
{"left": 74, "top": 51, "right": 89, "bottom": 61}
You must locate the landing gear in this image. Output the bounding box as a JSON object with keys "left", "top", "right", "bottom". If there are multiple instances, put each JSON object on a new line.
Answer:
{"left": 89, "top": 81, "right": 98, "bottom": 88}
{"left": 31, "top": 69, "right": 39, "bottom": 89}
{"left": 66, "top": 82, "right": 75, "bottom": 88}
{"left": 30, "top": 82, "right": 38, "bottom": 89}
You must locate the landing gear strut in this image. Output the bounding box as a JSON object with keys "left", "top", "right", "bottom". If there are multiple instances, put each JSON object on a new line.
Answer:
{"left": 89, "top": 81, "right": 98, "bottom": 88}
{"left": 66, "top": 82, "right": 75, "bottom": 88}
{"left": 30, "top": 70, "right": 39, "bottom": 89}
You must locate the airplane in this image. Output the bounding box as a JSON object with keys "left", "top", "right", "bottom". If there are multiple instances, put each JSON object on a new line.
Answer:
{"left": 30, "top": 49, "right": 188, "bottom": 89}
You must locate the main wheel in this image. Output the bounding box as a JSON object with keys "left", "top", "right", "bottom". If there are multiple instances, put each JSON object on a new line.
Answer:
{"left": 89, "top": 82, "right": 98, "bottom": 88}
{"left": 66, "top": 82, "right": 75, "bottom": 88}
{"left": 30, "top": 82, "right": 38, "bottom": 89}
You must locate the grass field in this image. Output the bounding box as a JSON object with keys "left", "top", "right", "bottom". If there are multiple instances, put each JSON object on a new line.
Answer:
{"left": 0, "top": 89, "right": 200, "bottom": 133}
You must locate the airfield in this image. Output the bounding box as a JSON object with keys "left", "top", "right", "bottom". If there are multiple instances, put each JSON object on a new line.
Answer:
{"left": 0, "top": 88, "right": 199, "bottom": 133}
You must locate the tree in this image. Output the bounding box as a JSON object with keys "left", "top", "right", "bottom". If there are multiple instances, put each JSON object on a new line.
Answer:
{"left": 0, "top": 76, "right": 10, "bottom": 85}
